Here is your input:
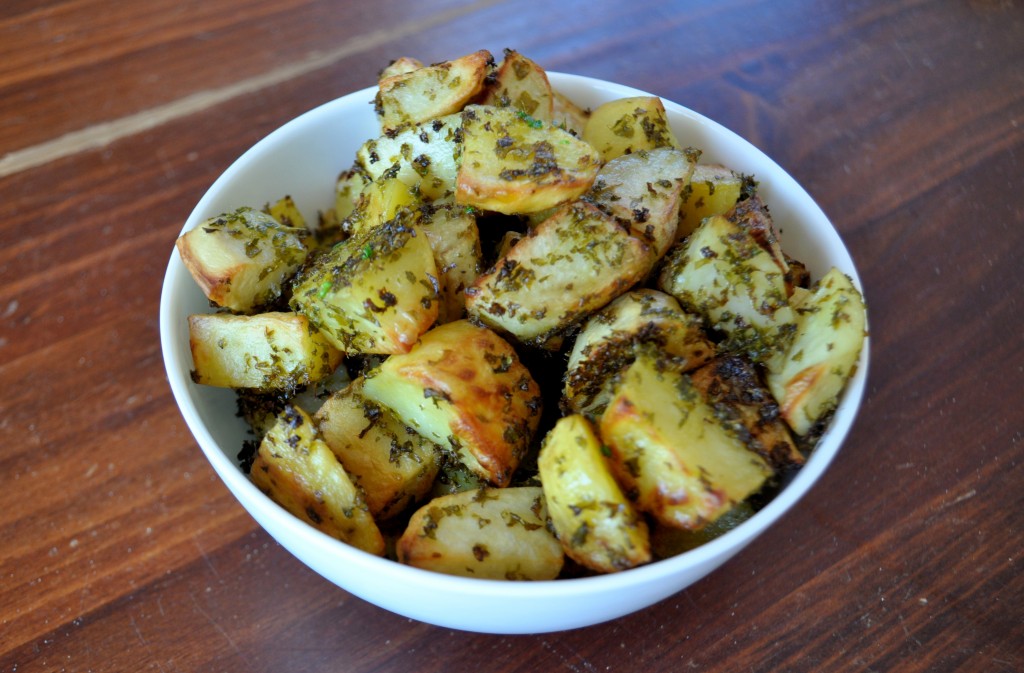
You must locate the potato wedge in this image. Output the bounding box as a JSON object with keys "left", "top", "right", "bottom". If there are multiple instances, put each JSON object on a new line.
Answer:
{"left": 361, "top": 320, "right": 542, "bottom": 486}
{"left": 599, "top": 353, "right": 772, "bottom": 530}
{"left": 563, "top": 289, "right": 714, "bottom": 417}
{"left": 677, "top": 163, "right": 753, "bottom": 240}
{"left": 264, "top": 194, "right": 307, "bottom": 229}
{"left": 289, "top": 215, "right": 439, "bottom": 355}
{"left": 587, "top": 146, "right": 700, "bottom": 259}
{"left": 658, "top": 196, "right": 796, "bottom": 363}
{"left": 482, "top": 49, "right": 555, "bottom": 121}
{"left": 583, "top": 96, "right": 680, "bottom": 162}
{"left": 315, "top": 379, "right": 441, "bottom": 520}
{"left": 249, "top": 405, "right": 385, "bottom": 555}
{"left": 765, "top": 267, "right": 867, "bottom": 435}
{"left": 551, "top": 91, "right": 590, "bottom": 137}
{"left": 456, "top": 104, "right": 601, "bottom": 214}
{"left": 466, "top": 201, "right": 650, "bottom": 347}
{"left": 375, "top": 49, "right": 493, "bottom": 132}
{"left": 378, "top": 56, "right": 423, "bottom": 81}
{"left": 346, "top": 174, "right": 420, "bottom": 237}
{"left": 689, "top": 355, "right": 804, "bottom": 469}
{"left": 418, "top": 203, "right": 482, "bottom": 322}
{"left": 188, "top": 311, "right": 342, "bottom": 391}
{"left": 356, "top": 114, "right": 462, "bottom": 203}
{"left": 397, "top": 487, "right": 563, "bottom": 580}
{"left": 175, "top": 207, "right": 310, "bottom": 313}
{"left": 538, "top": 415, "right": 650, "bottom": 573}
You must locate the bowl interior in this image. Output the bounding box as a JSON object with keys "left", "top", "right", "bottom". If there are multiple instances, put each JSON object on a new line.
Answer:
{"left": 160, "top": 72, "right": 867, "bottom": 633}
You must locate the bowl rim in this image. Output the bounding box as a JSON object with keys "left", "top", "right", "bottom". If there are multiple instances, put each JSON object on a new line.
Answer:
{"left": 160, "top": 71, "right": 869, "bottom": 605}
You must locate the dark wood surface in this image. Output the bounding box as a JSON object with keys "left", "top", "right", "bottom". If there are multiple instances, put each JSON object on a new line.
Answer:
{"left": 2, "top": 1, "right": 1021, "bottom": 671}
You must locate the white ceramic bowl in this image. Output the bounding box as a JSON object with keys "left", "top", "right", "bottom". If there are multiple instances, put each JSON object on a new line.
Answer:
{"left": 160, "top": 73, "right": 868, "bottom": 634}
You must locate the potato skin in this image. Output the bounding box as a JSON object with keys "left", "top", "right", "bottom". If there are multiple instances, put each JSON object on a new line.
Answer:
{"left": 538, "top": 415, "right": 650, "bottom": 573}
{"left": 398, "top": 487, "right": 564, "bottom": 580}
{"left": 361, "top": 320, "right": 542, "bottom": 487}
{"left": 249, "top": 405, "right": 385, "bottom": 555}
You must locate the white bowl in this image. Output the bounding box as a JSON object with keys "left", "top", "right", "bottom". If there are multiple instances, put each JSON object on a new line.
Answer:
{"left": 160, "top": 73, "right": 868, "bottom": 634}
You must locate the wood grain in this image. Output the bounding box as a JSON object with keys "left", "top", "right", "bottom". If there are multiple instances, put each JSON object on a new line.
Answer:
{"left": 1, "top": 0, "right": 1021, "bottom": 671}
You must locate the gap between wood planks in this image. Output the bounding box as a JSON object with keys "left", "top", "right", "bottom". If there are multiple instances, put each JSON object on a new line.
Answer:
{"left": 0, "top": 0, "right": 502, "bottom": 179}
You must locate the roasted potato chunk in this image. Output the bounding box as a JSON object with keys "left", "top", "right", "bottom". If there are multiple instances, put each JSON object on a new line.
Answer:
{"left": 551, "top": 91, "right": 590, "bottom": 137}
{"left": 378, "top": 56, "right": 423, "bottom": 81}
{"left": 599, "top": 353, "right": 773, "bottom": 530}
{"left": 314, "top": 379, "right": 441, "bottom": 520}
{"left": 375, "top": 49, "right": 493, "bottom": 132}
{"left": 356, "top": 114, "right": 462, "bottom": 203}
{"left": 677, "top": 163, "right": 754, "bottom": 240}
{"left": 417, "top": 203, "right": 482, "bottom": 322}
{"left": 563, "top": 289, "right": 714, "bottom": 417}
{"left": 583, "top": 96, "right": 680, "bottom": 162}
{"left": 466, "top": 201, "right": 650, "bottom": 347}
{"left": 538, "top": 415, "right": 650, "bottom": 573}
{"left": 456, "top": 104, "right": 601, "bottom": 214}
{"left": 397, "top": 487, "right": 563, "bottom": 580}
{"left": 249, "top": 405, "right": 385, "bottom": 555}
{"left": 689, "top": 355, "right": 804, "bottom": 469}
{"left": 289, "top": 216, "right": 439, "bottom": 355}
{"left": 188, "top": 311, "right": 341, "bottom": 391}
{"left": 361, "top": 320, "right": 542, "bottom": 486}
{"left": 766, "top": 267, "right": 867, "bottom": 435}
{"left": 587, "top": 146, "right": 700, "bottom": 260}
{"left": 482, "top": 49, "right": 555, "bottom": 122}
{"left": 658, "top": 196, "right": 796, "bottom": 363}
{"left": 175, "top": 207, "right": 310, "bottom": 313}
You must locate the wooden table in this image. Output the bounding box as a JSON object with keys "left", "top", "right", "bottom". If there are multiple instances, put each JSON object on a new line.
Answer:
{"left": 2, "top": 1, "right": 1021, "bottom": 671}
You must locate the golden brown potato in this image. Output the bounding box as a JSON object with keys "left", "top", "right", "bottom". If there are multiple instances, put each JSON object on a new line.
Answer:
{"left": 587, "top": 146, "right": 700, "bottom": 260}
{"left": 289, "top": 215, "right": 439, "bottom": 355}
{"left": 175, "top": 207, "right": 310, "bottom": 313}
{"left": 249, "top": 405, "right": 385, "bottom": 555}
{"left": 466, "top": 201, "right": 650, "bottom": 347}
{"left": 375, "top": 50, "right": 494, "bottom": 132}
{"left": 765, "top": 267, "right": 867, "bottom": 435}
{"left": 583, "top": 96, "right": 680, "bottom": 162}
{"left": 481, "top": 49, "right": 555, "bottom": 121}
{"left": 599, "top": 353, "right": 773, "bottom": 530}
{"left": 314, "top": 379, "right": 441, "bottom": 520}
{"left": 397, "top": 487, "right": 564, "bottom": 580}
{"left": 658, "top": 196, "right": 796, "bottom": 364}
{"left": 456, "top": 104, "right": 601, "bottom": 214}
{"left": 361, "top": 320, "right": 542, "bottom": 486}
{"left": 689, "top": 355, "right": 804, "bottom": 469}
{"left": 563, "top": 289, "right": 714, "bottom": 417}
{"left": 538, "top": 415, "right": 650, "bottom": 573}
{"left": 188, "top": 311, "right": 342, "bottom": 391}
